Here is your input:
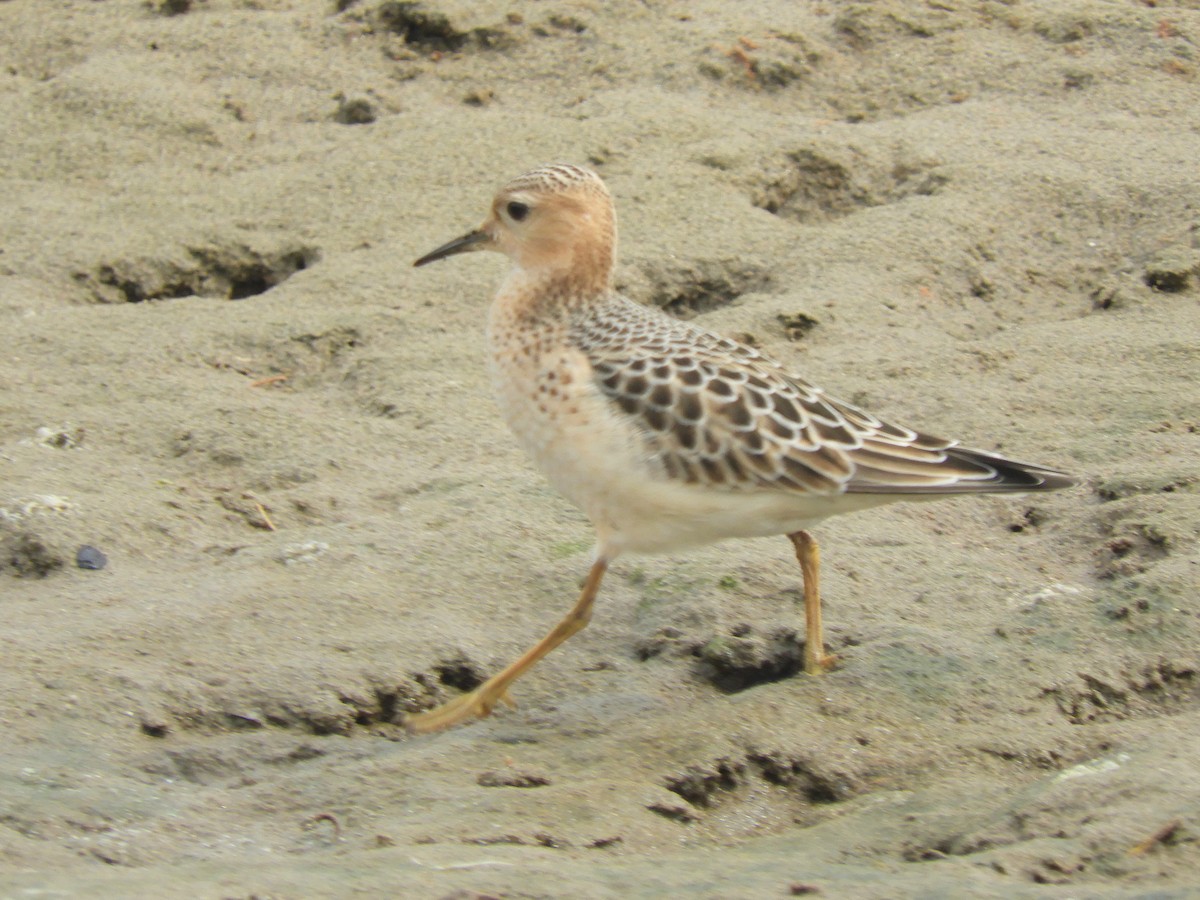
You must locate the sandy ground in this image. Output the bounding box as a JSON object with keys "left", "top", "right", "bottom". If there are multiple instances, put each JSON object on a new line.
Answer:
{"left": 2, "top": 1, "right": 1199, "bottom": 897}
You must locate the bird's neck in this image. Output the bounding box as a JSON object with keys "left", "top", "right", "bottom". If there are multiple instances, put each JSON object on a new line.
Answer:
{"left": 494, "top": 260, "right": 613, "bottom": 324}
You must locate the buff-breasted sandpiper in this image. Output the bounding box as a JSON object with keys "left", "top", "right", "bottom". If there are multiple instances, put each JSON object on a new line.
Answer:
{"left": 408, "top": 163, "right": 1076, "bottom": 733}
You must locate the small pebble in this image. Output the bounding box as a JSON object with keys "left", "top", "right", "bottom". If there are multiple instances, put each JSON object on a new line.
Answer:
{"left": 280, "top": 541, "right": 328, "bottom": 565}
{"left": 333, "top": 94, "right": 377, "bottom": 125}
{"left": 76, "top": 545, "right": 107, "bottom": 570}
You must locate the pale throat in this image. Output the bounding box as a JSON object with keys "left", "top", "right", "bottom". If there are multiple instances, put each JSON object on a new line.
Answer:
{"left": 500, "top": 239, "right": 616, "bottom": 312}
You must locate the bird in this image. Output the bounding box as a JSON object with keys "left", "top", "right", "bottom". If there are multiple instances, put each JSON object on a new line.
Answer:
{"left": 407, "top": 163, "right": 1076, "bottom": 733}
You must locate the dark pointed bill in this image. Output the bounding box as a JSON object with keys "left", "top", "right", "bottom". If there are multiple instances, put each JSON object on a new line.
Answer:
{"left": 413, "top": 229, "right": 490, "bottom": 267}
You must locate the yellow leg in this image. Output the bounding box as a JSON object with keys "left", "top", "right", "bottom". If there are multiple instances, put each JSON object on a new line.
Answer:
{"left": 788, "top": 530, "right": 838, "bottom": 674}
{"left": 406, "top": 557, "right": 609, "bottom": 734}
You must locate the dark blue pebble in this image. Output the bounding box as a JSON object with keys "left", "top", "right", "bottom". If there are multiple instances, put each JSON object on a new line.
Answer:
{"left": 76, "top": 545, "right": 107, "bottom": 570}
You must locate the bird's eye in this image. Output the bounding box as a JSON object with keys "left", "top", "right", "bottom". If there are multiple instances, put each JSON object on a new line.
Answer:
{"left": 506, "top": 201, "right": 530, "bottom": 222}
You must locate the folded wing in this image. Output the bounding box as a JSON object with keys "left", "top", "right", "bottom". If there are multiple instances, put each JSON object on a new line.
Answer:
{"left": 581, "top": 300, "right": 1075, "bottom": 497}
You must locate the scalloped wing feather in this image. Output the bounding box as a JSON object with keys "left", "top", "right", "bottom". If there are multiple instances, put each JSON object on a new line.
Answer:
{"left": 577, "top": 296, "right": 1075, "bottom": 497}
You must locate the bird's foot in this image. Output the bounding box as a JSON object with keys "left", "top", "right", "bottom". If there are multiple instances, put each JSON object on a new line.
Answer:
{"left": 405, "top": 684, "right": 516, "bottom": 735}
{"left": 804, "top": 649, "right": 839, "bottom": 676}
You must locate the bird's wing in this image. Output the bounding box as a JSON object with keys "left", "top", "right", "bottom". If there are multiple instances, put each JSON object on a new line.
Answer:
{"left": 580, "top": 300, "right": 1074, "bottom": 496}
